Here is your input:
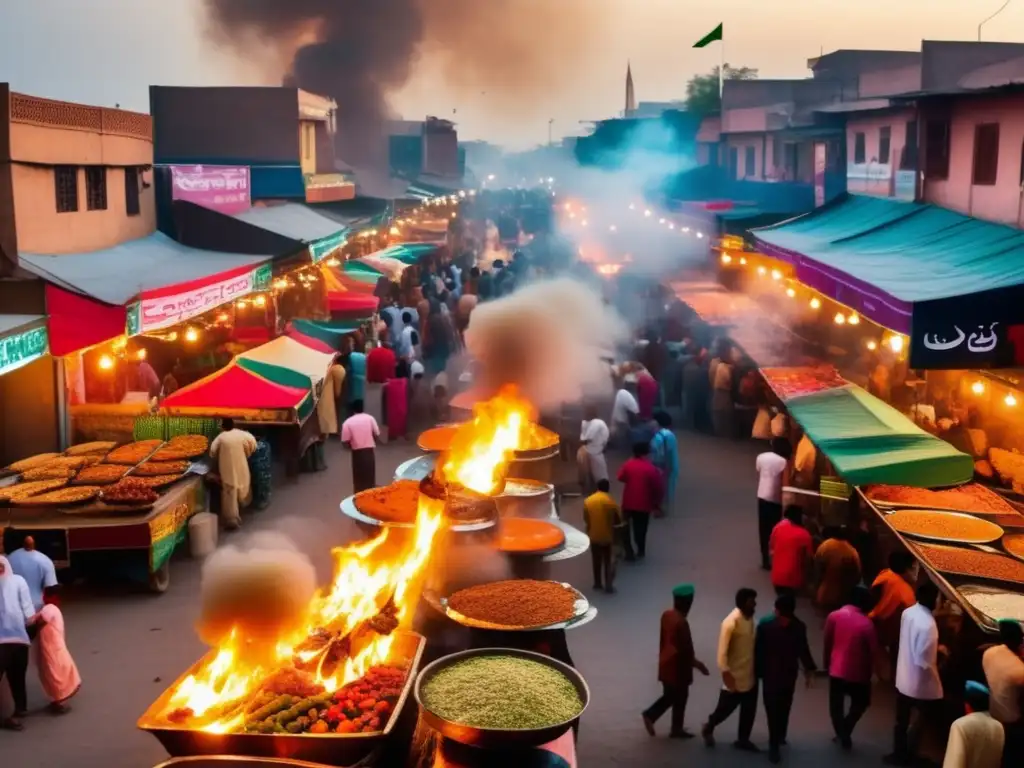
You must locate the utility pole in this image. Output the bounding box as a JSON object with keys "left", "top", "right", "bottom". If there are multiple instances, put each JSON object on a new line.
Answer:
{"left": 548, "top": 118, "right": 554, "bottom": 147}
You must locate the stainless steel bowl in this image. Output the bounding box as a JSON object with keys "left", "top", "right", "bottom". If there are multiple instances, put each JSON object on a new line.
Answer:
{"left": 414, "top": 648, "right": 589, "bottom": 749}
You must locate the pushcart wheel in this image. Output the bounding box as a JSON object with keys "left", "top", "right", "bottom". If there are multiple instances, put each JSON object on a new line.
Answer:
{"left": 148, "top": 561, "right": 170, "bottom": 593}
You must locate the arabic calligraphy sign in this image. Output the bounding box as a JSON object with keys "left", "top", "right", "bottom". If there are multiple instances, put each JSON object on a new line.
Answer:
{"left": 0, "top": 325, "right": 48, "bottom": 377}
{"left": 911, "top": 322, "right": 1016, "bottom": 368}
{"left": 126, "top": 264, "right": 272, "bottom": 335}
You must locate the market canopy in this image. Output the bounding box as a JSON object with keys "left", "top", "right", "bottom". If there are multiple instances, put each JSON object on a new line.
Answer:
{"left": 290, "top": 318, "right": 360, "bottom": 347}
{"left": 286, "top": 329, "right": 336, "bottom": 354}
{"left": 235, "top": 336, "right": 335, "bottom": 387}
{"left": 20, "top": 232, "right": 269, "bottom": 306}
{"left": 784, "top": 384, "right": 973, "bottom": 488}
{"left": 160, "top": 363, "right": 313, "bottom": 422}
{"left": 373, "top": 243, "right": 441, "bottom": 265}
{"left": 752, "top": 195, "right": 1024, "bottom": 368}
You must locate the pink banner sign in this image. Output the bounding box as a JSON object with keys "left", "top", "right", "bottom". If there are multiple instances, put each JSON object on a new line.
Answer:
{"left": 169, "top": 165, "right": 251, "bottom": 214}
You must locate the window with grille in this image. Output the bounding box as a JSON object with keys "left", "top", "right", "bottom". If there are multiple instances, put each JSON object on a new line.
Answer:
{"left": 853, "top": 132, "right": 866, "bottom": 164}
{"left": 54, "top": 166, "right": 78, "bottom": 213}
{"left": 972, "top": 123, "right": 1000, "bottom": 186}
{"left": 125, "top": 167, "right": 140, "bottom": 216}
{"left": 878, "top": 126, "right": 891, "bottom": 165}
{"left": 86, "top": 167, "right": 107, "bottom": 210}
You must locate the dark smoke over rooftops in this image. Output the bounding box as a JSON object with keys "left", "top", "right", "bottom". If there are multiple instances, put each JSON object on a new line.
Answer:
{"left": 203, "top": 0, "right": 604, "bottom": 159}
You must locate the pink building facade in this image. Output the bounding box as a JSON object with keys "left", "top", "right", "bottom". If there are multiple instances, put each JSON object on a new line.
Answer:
{"left": 844, "top": 108, "right": 918, "bottom": 201}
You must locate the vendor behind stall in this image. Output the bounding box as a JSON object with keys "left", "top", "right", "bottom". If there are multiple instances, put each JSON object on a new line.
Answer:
{"left": 209, "top": 418, "right": 258, "bottom": 530}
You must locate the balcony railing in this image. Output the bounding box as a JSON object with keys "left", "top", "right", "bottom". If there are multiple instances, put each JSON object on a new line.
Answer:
{"left": 9, "top": 92, "right": 152, "bottom": 141}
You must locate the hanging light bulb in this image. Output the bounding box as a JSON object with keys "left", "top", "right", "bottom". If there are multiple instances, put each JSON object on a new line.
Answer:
{"left": 757, "top": 266, "right": 767, "bottom": 276}
{"left": 848, "top": 314, "right": 860, "bottom": 325}
{"left": 98, "top": 354, "right": 114, "bottom": 371}
{"left": 888, "top": 335, "right": 905, "bottom": 354}
{"left": 866, "top": 340, "right": 878, "bottom": 351}
{"left": 771, "top": 269, "right": 782, "bottom": 281}
{"left": 136, "top": 348, "right": 147, "bottom": 361}
{"left": 810, "top": 297, "right": 821, "bottom": 309}
{"left": 786, "top": 288, "right": 796, "bottom": 298}
{"left": 167, "top": 331, "right": 178, "bottom": 342}
{"left": 739, "top": 257, "right": 747, "bottom": 265}
{"left": 972, "top": 381, "right": 985, "bottom": 395}
{"left": 389, "top": 226, "right": 400, "bottom": 236}
{"left": 834, "top": 312, "right": 846, "bottom": 325}
{"left": 696, "top": 232, "right": 704, "bottom": 239}
{"left": 184, "top": 327, "right": 199, "bottom": 343}
{"left": 254, "top": 295, "right": 267, "bottom": 308}
{"left": 1006, "top": 393, "right": 1018, "bottom": 407}
{"left": 236, "top": 300, "right": 248, "bottom": 309}
{"left": 721, "top": 253, "right": 732, "bottom": 264}
{"left": 216, "top": 312, "right": 229, "bottom": 323}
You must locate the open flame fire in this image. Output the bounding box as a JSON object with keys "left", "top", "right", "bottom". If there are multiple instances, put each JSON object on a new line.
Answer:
{"left": 161, "top": 389, "right": 534, "bottom": 733}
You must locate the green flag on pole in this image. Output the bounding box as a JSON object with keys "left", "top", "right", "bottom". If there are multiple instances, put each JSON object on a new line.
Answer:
{"left": 693, "top": 23, "right": 723, "bottom": 48}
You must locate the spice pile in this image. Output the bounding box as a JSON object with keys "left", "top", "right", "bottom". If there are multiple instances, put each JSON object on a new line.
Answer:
{"left": 911, "top": 542, "right": 1024, "bottom": 584}
{"left": 447, "top": 580, "right": 578, "bottom": 628}
{"left": 886, "top": 510, "right": 1004, "bottom": 544}
{"left": 961, "top": 587, "right": 1024, "bottom": 623}
{"left": 1003, "top": 534, "right": 1024, "bottom": 560}
{"left": 421, "top": 655, "right": 583, "bottom": 730}
{"left": 353, "top": 480, "right": 420, "bottom": 524}
{"left": 865, "top": 484, "right": 1018, "bottom": 516}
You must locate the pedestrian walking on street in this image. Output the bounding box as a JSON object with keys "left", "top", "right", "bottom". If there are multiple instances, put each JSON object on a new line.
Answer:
{"left": 942, "top": 681, "right": 1004, "bottom": 768}
{"left": 885, "top": 582, "right": 944, "bottom": 766}
{"left": 578, "top": 404, "right": 610, "bottom": 495}
{"left": 755, "top": 438, "right": 790, "bottom": 570}
{"left": 583, "top": 480, "right": 622, "bottom": 593}
{"left": 814, "top": 527, "right": 862, "bottom": 612}
{"left": 643, "top": 584, "right": 709, "bottom": 738}
{"left": 981, "top": 619, "right": 1024, "bottom": 767}
{"left": 823, "top": 586, "right": 879, "bottom": 750}
{"left": 209, "top": 418, "right": 258, "bottom": 530}
{"left": 33, "top": 604, "right": 81, "bottom": 714}
{"left": 755, "top": 592, "right": 817, "bottom": 763}
{"left": 0, "top": 555, "right": 38, "bottom": 731}
{"left": 769, "top": 506, "right": 813, "bottom": 598}
{"left": 870, "top": 551, "right": 918, "bottom": 679}
{"left": 6, "top": 535, "right": 58, "bottom": 611}
{"left": 617, "top": 442, "right": 664, "bottom": 561}
{"left": 702, "top": 587, "right": 759, "bottom": 752}
{"left": 650, "top": 411, "right": 679, "bottom": 516}
{"left": 341, "top": 400, "right": 381, "bottom": 493}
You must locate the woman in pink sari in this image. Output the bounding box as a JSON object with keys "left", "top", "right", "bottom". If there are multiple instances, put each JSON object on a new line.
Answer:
{"left": 34, "top": 604, "right": 80, "bottom": 713}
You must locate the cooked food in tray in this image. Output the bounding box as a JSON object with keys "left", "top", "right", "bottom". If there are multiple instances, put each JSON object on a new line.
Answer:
{"left": 19, "top": 465, "right": 78, "bottom": 482}
{"left": 65, "top": 441, "right": 117, "bottom": 457}
{"left": 14, "top": 485, "right": 102, "bottom": 506}
{"left": 446, "top": 580, "right": 581, "bottom": 628}
{"left": 6, "top": 453, "right": 61, "bottom": 473}
{"left": 101, "top": 478, "right": 160, "bottom": 505}
{"left": 127, "top": 473, "right": 185, "bottom": 489}
{"left": 961, "top": 585, "right": 1024, "bottom": 623}
{"left": 134, "top": 460, "right": 190, "bottom": 476}
{"left": 1003, "top": 533, "right": 1024, "bottom": 560}
{"left": 497, "top": 518, "right": 566, "bottom": 554}
{"left": 864, "top": 483, "right": 1018, "bottom": 516}
{"left": 886, "top": 510, "right": 1004, "bottom": 544}
{"left": 152, "top": 434, "right": 209, "bottom": 460}
{"left": 911, "top": 541, "right": 1024, "bottom": 585}
{"left": 353, "top": 480, "right": 420, "bottom": 524}
{"left": 989, "top": 448, "right": 1024, "bottom": 494}
{"left": 105, "top": 440, "right": 163, "bottom": 465}
{"left": 72, "top": 463, "right": 130, "bottom": 486}
{"left": 0, "top": 479, "right": 68, "bottom": 502}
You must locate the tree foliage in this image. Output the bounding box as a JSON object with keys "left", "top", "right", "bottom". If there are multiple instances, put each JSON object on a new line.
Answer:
{"left": 685, "top": 64, "right": 758, "bottom": 116}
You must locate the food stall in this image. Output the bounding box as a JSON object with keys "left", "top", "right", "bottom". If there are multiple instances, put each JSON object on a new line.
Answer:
{"left": 1, "top": 436, "right": 210, "bottom": 592}
{"left": 139, "top": 389, "right": 587, "bottom": 768}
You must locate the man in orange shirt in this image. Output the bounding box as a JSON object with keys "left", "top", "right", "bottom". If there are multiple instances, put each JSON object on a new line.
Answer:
{"left": 870, "top": 551, "right": 917, "bottom": 678}
{"left": 769, "top": 506, "right": 814, "bottom": 597}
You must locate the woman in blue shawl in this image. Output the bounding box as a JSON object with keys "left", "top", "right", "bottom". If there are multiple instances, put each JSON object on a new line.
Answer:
{"left": 650, "top": 411, "right": 679, "bottom": 515}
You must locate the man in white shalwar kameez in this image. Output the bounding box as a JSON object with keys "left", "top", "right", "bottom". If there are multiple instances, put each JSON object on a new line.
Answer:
{"left": 942, "top": 681, "right": 1004, "bottom": 768}
{"left": 209, "top": 418, "right": 257, "bottom": 529}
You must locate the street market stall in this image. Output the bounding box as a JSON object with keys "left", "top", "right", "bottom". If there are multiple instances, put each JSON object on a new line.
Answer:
{"left": 1, "top": 437, "right": 210, "bottom": 592}
{"left": 140, "top": 389, "right": 588, "bottom": 768}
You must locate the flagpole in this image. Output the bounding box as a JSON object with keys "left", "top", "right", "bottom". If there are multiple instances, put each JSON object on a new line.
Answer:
{"left": 719, "top": 37, "right": 725, "bottom": 98}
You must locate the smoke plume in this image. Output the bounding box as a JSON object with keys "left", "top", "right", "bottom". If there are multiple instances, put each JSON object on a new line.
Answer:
{"left": 203, "top": 0, "right": 603, "bottom": 158}
{"left": 197, "top": 532, "right": 318, "bottom": 658}
{"left": 464, "top": 278, "right": 628, "bottom": 410}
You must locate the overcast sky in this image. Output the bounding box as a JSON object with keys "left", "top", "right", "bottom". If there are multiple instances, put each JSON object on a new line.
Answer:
{"left": 1, "top": 0, "right": 1023, "bottom": 148}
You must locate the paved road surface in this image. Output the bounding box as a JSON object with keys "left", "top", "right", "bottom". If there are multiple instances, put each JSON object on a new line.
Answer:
{"left": 1, "top": 430, "right": 901, "bottom": 767}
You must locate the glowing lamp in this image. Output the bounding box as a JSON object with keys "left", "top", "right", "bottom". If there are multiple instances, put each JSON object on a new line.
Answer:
{"left": 810, "top": 298, "right": 821, "bottom": 309}
{"left": 848, "top": 314, "right": 860, "bottom": 325}
{"left": 834, "top": 312, "right": 846, "bottom": 325}
{"left": 972, "top": 381, "right": 985, "bottom": 395}
{"left": 254, "top": 295, "right": 267, "bottom": 308}
{"left": 757, "top": 266, "right": 767, "bottom": 276}
{"left": 644, "top": 209, "right": 652, "bottom": 217}
{"left": 1007, "top": 394, "right": 1018, "bottom": 407}
{"left": 216, "top": 312, "right": 229, "bottom": 323}
{"left": 771, "top": 269, "right": 782, "bottom": 281}
{"left": 739, "top": 257, "right": 747, "bottom": 265}
{"left": 236, "top": 300, "right": 248, "bottom": 309}
{"left": 98, "top": 355, "right": 114, "bottom": 371}
{"left": 682, "top": 227, "right": 690, "bottom": 233}
{"left": 389, "top": 226, "right": 400, "bottom": 236}
{"left": 721, "top": 254, "right": 733, "bottom": 265}
{"left": 888, "top": 335, "right": 905, "bottom": 354}
{"left": 658, "top": 218, "right": 665, "bottom": 224}
{"left": 184, "top": 327, "right": 199, "bottom": 343}
{"left": 867, "top": 340, "right": 878, "bottom": 351}
{"left": 136, "top": 349, "right": 147, "bottom": 361}
{"left": 786, "top": 288, "right": 796, "bottom": 298}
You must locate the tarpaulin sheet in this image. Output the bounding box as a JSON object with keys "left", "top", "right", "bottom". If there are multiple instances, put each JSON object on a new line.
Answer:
{"left": 161, "top": 364, "right": 309, "bottom": 411}
{"left": 784, "top": 384, "right": 973, "bottom": 488}
{"left": 286, "top": 329, "right": 336, "bottom": 354}
{"left": 290, "top": 318, "right": 359, "bottom": 347}
{"left": 235, "top": 336, "right": 335, "bottom": 386}
{"left": 45, "top": 284, "right": 126, "bottom": 356}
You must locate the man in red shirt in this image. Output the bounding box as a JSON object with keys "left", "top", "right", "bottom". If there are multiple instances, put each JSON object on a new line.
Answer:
{"left": 617, "top": 442, "right": 665, "bottom": 561}
{"left": 769, "top": 506, "right": 813, "bottom": 597}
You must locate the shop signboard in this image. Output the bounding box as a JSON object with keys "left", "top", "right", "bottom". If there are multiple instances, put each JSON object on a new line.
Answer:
{"left": 0, "top": 325, "right": 48, "bottom": 377}
{"left": 126, "top": 264, "right": 272, "bottom": 335}
{"left": 813, "top": 143, "right": 826, "bottom": 208}
{"left": 309, "top": 229, "right": 350, "bottom": 264}
{"left": 169, "top": 165, "right": 251, "bottom": 214}
{"left": 911, "top": 319, "right": 1024, "bottom": 369}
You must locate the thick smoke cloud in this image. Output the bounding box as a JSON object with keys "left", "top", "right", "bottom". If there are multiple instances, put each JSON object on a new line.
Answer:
{"left": 203, "top": 0, "right": 603, "bottom": 158}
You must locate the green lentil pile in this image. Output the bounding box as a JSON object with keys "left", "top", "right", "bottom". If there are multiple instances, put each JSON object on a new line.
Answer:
{"left": 421, "top": 655, "right": 583, "bottom": 730}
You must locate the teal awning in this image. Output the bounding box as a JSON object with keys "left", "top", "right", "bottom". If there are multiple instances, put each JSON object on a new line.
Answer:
{"left": 290, "top": 318, "right": 359, "bottom": 346}
{"left": 785, "top": 385, "right": 973, "bottom": 488}
{"left": 375, "top": 242, "right": 441, "bottom": 265}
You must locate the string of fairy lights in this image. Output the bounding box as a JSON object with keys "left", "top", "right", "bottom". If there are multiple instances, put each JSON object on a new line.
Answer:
{"left": 559, "top": 200, "right": 708, "bottom": 240}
